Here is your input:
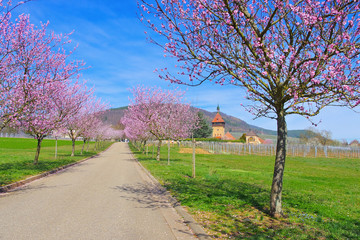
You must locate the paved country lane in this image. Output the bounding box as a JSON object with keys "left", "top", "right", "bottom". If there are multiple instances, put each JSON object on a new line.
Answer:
{"left": 0, "top": 142, "right": 197, "bottom": 240}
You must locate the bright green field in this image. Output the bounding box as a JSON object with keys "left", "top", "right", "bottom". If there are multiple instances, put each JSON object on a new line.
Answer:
{"left": 0, "top": 137, "right": 113, "bottom": 186}
{"left": 131, "top": 143, "right": 360, "bottom": 239}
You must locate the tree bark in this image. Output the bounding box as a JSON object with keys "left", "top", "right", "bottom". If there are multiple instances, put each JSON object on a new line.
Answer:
{"left": 270, "top": 110, "right": 287, "bottom": 218}
{"left": 156, "top": 140, "right": 162, "bottom": 161}
{"left": 142, "top": 140, "right": 147, "bottom": 154}
{"left": 71, "top": 138, "right": 76, "bottom": 156}
{"left": 34, "top": 138, "right": 43, "bottom": 165}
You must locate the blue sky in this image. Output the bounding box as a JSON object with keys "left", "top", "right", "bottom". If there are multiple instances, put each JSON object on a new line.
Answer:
{"left": 12, "top": 0, "right": 360, "bottom": 141}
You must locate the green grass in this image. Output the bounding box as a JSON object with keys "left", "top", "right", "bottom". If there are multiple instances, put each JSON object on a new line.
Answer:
{"left": 0, "top": 137, "right": 113, "bottom": 186}
{"left": 131, "top": 143, "right": 360, "bottom": 239}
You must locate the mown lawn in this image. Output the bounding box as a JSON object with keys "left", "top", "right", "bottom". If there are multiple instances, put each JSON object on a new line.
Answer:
{"left": 0, "top": 137, "right": 113, "bottom": 186}
{"left": 131, "top": 143, "right": 360, "bottom": 239}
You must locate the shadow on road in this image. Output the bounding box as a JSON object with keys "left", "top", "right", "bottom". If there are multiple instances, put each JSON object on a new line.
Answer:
{"left": 113, "top": 183, "right": 172, "bottom": 210}
{"left": 3, "top": 183, "right": 73, "bottom": 196}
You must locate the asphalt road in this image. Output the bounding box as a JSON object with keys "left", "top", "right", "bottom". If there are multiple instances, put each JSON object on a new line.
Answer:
{"left": 0, "top": 142, "right": 197, "bottom": 240}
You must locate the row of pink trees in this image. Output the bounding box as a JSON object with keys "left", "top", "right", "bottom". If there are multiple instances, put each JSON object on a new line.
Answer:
{"left": 22, "top": 80, "right": 123, "bottom": 163}
{"left": 140, "top": 0, "right": 360, "bottom": 217}
{"left": 0, "top": 1, "right": 120, "bottom": 163}
{"left": 63, "top": 96, "right": 123, "bottom": 157}
{"left": 121, "top": 86, "right": 197, "bottom": 161}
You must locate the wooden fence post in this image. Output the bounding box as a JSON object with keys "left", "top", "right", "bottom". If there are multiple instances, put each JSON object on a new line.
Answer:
{"left": 192, "top": 139, "right": 196, "bottom": 178}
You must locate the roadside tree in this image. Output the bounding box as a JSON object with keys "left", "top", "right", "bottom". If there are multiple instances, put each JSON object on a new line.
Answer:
{"left": 140, "top": 0, "right": 360, "bottom": 217}
{"left": 65, "top": 95, "right": 106, "bottom": 157}
{"left": 22, "top": 80, "right": 89, "bottom": 164}
{"left": 78, "top": 115, "right": 101, "bottom": 154}
{"left": 0, "top": 12, "right": 83, "bottom": 130}
{"left": 122, "top": 86, "right": 197, "bottom": 161}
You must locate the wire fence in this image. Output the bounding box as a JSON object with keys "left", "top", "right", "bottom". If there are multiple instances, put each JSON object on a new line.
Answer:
{"left": 0, "top": 132, "right": 29, "bottom": 138}
{"left": 179, "top": 141, "right": 360, "bottom": 159}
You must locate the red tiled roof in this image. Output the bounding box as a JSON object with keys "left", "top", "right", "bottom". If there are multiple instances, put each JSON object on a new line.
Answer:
{"left": 263, "top": 139, "right": 273, "bottom": 144}
{"left": 224, "top": 132, "right": 236, "bottom": 140}
{"left": 246, "top": 130, "right": 258, "bottom": 136}
{"left": 350, "top": 140, "right": 360, "bottom": 146}
{"left": 212, "top": 112, "right": 225, "bottom": 123}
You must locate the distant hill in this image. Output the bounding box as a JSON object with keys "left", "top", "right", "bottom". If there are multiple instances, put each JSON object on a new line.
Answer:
{"left": 100, "top": 106, "right": 128, "bottom": 126}
{"left": 196, "top": 108, "right": 277, "bottom": 136}
{"left": 101, "top": 106, "right": 306, "bottom": 138}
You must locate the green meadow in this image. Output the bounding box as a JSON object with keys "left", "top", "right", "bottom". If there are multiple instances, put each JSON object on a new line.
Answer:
{"left": 0, "top": 137, "right": 112, "bottom": 186}
{"left": 131, "top": 143, "right": 360, "bottom": 239}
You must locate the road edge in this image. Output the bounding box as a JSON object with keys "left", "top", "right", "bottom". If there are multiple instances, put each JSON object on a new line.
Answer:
{"left": 0, "top": 143, "right": 114, "bottom": 193}
{"left": 130, "top": 149, "right": 212, "bottom": 240}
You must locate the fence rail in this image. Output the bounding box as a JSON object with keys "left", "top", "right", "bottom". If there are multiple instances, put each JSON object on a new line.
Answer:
{"left": 179, "top": 141, "right": 360, "bottom": 159}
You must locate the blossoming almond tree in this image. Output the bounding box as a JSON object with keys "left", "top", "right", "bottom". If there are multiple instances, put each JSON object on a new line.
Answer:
{"left": 1, "top": 12, "right": 83, "bottom": 131}
{"left": 78, "top": 115, "right": 102, "bottom": 154}
{"left": 122, "top": 86, "right": 169, "bottom": 156}
{"left": 78, "top": 115, "right": 122, "bottom": 154}
{"left": 22, "top": 80, "right": 90, "bottom": 164}
{"left": 0, "top": 4, "right": 16, "bottom": 130}
{"left": 91, "top": 124, "right": 122, "bottom": 150}
{"left": 140, "top": 0, "right": 360, "bottom": 217}
{"left": 162, "top": 101, "right": 198, "bottom": 164}
{"left": 122, "top": 86, "right": 197, "bottom": 161}
{"left": 65, "top": 94, "right": 107, "bottom": 157}
{"left": 122, "top": 110, "right": 152, "bottom": 151}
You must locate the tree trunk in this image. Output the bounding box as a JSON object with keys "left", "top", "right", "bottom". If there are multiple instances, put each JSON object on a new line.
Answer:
{"left": 192, "top": 139, "right": 196, "bottom": 178}
{"left": 156, "top": 140, "right": 162, "bottom": 161}
{"left": 270, "top": 111, "right": 287, "bottom": 218}
{"left": 71, "top": 138, "right": 76, "bottom": 156}
{"left": 142, "top": 140, "right": 147, "bottom": 154}
{"left": 34, "top": 138, "right": 43, "bottom": 165}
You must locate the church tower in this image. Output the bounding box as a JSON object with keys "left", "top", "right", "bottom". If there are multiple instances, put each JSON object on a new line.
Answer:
{"left": 212, "top": 105, "right": 225, "bottom": 139}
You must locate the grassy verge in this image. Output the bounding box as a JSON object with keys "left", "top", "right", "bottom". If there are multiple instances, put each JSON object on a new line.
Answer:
{"left": 130, "top": 143, "right": 360, "bottom": 239}
{"left": 0, "top": 137, "right": 113, "bottom": 186}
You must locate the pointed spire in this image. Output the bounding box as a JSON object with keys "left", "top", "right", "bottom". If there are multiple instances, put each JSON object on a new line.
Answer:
{"left": 217, "top": 104, "right": 220, "bottom": 112}
{"left": 212, "top": 111, "right": 225, "bottom": 123}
